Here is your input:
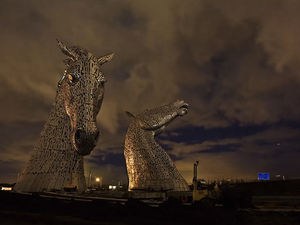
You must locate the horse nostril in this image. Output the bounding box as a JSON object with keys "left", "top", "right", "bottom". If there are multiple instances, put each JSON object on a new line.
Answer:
{"left": 75, "top": 129, "right": 83, "bottom": 141}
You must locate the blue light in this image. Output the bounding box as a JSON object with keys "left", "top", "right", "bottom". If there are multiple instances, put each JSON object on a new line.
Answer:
{"left": 257, "top": 173, "right": 270, "bottom": 180}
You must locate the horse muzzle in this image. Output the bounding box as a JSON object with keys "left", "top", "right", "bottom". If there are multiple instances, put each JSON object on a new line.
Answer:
{"left": 73, "top": 128, "right": 99, "bottom": 156}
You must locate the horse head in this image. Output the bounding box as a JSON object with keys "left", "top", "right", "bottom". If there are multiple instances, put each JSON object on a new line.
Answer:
{"left": 126, "top": 100, "right": 188, "bottom": 136}
{"left": 57, "top": 40, "right": 113, "bottom": 156}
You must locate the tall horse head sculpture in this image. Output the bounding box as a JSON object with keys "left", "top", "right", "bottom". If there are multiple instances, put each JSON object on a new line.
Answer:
{"left": 57, "top": 40, "right": 114, "bottom": 156}
{"left": 124, "top": 100, "right": 190, "bottom": 191}
{"left": 14, "top": 40, "right": 113, "bottom": 192}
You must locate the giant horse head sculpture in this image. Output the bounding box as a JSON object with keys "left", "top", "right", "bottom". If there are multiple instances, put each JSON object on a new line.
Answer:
{"left": 124, "top": 100, "right": 190, "bottom": 191}
{"left": 57, "top": 40, "right": 114, "bottom": 156}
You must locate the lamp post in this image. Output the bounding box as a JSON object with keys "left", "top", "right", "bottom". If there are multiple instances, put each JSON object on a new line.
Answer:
{"left": 193, "top": 161, "right": 199, "bottom": 196}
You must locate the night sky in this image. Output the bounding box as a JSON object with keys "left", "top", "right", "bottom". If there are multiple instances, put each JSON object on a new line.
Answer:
{"left": 1, "top": 0, "right": 300, "bottom": 185}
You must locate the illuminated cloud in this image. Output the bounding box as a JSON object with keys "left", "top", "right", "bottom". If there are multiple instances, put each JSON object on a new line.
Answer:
{"left": 0, "top": 0, "right": 300, "bottom": 183}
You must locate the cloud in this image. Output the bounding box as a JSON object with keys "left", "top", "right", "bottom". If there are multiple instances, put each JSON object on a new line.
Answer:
{"left": 1, "top": 0, "right": 300, "bottom": 127}
{"left": 161, "top": 126, "right": 300, "bottom": 155}
{"left": 1, "top": 0, "right": 300, "bottom": 183}
{"left": 159, "top": 126, "right": 300, "bottom": 182}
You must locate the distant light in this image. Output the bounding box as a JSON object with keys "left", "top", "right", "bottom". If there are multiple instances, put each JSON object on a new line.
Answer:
{"left": 109, "top": 185, "right": 116, "bottom": 190}
{"left": 277, "top": 143, "right": 280, "bottom": 146}
{"left": 1, "top": 187, "right": 12, "bottom": 191}
{"left": 258, "top": 173, "right": 270, "bottom": 180}
{"left": 96, "top": 177, "right": 100, "bottom": 182}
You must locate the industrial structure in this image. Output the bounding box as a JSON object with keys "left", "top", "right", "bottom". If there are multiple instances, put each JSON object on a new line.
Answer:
{"left": 124, "top": 100, "right": 190, "bottom": 192}
{"left": 14, "top": 40, "right": 114, "bottom": 192}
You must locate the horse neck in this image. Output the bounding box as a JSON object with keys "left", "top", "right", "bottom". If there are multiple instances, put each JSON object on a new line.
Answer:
{"left": 125, "top": 120, "right": 158, "bottom": 148}
{"left": 37, "top": 90, "right": 73, "bottom": 151}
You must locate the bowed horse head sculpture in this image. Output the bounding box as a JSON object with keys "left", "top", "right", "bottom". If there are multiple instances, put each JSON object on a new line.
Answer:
{"left": 124, "top": 100, "right": 190, "bottom": 191}
{"left": 57, "top": 40, "right": 114, "bottom": 155}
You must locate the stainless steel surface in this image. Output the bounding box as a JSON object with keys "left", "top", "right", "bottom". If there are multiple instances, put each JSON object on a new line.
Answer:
{"left": 124, "top": 100, "right": 190, "bottom": 191}
{"left": 14, "top": 40, "right": 113, "bottom": 192}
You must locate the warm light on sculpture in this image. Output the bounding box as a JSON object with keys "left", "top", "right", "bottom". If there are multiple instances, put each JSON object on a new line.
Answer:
{"left": 14, "top": 40, "right": 113, "bottom": 192}
{"left": 124, "top": 100, "right": 190, "bottom": 191}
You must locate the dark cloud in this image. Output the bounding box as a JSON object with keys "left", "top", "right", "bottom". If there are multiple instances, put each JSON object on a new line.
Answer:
{"left": 0, "top": 0, "right": 300, "bottom": 184}
{"left": 0, "top": 2, "right": 51, "bottom": 38}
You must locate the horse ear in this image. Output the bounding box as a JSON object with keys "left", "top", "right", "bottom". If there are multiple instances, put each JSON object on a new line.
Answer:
{"left": 57, "top": 39, "right": 78, "bottom": 60}
{"left": 125, "top": 111, "right": 136, "bottom": 118}
{"left": 98, "top": 53, "right": 114, "bottom": 65}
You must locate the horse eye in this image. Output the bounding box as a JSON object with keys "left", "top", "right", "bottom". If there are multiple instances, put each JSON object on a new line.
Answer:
{"left": 68, "top": 72, "right": 80, "bottom": 83}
